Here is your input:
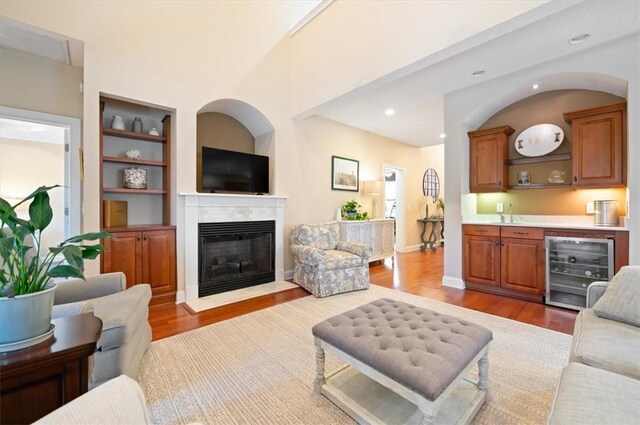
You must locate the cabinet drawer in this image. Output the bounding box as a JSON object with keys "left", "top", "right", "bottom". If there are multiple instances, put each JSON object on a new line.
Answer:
{"left": 501, "top": 227, "right": 543, "bottom": 240}
{"left": 463, "top": 225, "right": 499, "bottom": 237}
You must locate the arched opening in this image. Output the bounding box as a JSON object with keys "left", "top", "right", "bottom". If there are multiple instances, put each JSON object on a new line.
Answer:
{"left": 464, "top": 72, "right": 628, "bottom": 128}
{"left": 196, "top": 99, "right": 276, "bottom": 193}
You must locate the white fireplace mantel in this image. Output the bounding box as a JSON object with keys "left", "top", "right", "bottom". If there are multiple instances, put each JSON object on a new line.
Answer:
{"left": 179, "top": 193, "right": 287, "bottom": 302}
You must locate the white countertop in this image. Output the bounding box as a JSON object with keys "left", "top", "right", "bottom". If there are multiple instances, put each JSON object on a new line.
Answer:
{"left": 463, "top": 215, "right": 628, "bottom": 231}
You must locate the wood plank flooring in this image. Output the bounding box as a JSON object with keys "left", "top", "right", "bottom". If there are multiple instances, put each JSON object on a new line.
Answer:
{"left": 149, "top": 248, "right": 576, "bottom": 341}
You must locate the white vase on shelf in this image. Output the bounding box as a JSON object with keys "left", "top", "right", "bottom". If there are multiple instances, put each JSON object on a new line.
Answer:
{"left": 148, "top": 128, "right": 160, "bottom": 136}
{"left": 110, "top": 115, "right": 125, "bottom": 130}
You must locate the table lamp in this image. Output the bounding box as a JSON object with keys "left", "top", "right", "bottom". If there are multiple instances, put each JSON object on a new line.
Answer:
{"left": 363, "top": 181, "right": 383, "bottom": 218}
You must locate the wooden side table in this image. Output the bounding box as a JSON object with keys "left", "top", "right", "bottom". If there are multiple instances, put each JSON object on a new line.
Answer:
{"left": 0, "top": 313, "right": 102, "bottom": 424}
{"left": 417, "top": 218, "right": 444, "bottom": 252}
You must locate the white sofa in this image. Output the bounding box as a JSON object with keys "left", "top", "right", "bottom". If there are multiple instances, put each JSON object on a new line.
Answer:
{"left": 548, "top": 266, "right": 640, "bottom": 424}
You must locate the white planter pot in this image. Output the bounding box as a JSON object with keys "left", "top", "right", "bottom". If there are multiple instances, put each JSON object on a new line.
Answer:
{"left": 0, "top": 283, "right": 56, "bottom": 345}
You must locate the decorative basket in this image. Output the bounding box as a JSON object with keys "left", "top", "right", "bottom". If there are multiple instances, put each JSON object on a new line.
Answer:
{"left": 123, "top": 167, "right": 147, "bottom": 189}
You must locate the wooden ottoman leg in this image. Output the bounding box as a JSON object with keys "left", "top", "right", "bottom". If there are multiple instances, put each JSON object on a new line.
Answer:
{"left": 478, "top": 351, "right": 489, "bottom": 391}
{"left": 417, "top": 399, "right": 436, "bottom": 425}
{"left": 314, "top": 338, "right": 325, "bottom": 394}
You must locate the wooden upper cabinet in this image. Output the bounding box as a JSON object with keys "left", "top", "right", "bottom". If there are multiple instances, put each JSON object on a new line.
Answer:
{"left": 468, "top": 126, "right": 514, "bottom": 193}
{"left": 564, "top": 102, "right": 626, "bottom": 188}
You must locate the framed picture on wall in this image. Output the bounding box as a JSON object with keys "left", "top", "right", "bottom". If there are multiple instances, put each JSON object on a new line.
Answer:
{"left": 331, "top": 155, "right": 359, "bottom": 192}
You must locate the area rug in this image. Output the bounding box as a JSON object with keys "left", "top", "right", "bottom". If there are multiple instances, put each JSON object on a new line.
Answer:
{"left": 139, "top": 285, "right": 571, "bottom": 424}
{"left": 185, "top": 281, "right": 299, "bottom": 313}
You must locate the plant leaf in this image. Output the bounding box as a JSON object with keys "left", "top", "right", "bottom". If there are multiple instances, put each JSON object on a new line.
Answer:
{"left": 28, "top": 192, "right": 53, "bottom": 231}
{"left": 48, "top": 264, "right": 84, "bottom": 279}
{"left": 12, "top": 185, "right": 60, "bottom": 210}
{"left": 80, "top": 244, "right": 106, "bottom": 260}
{"left": 64, "top": 232, "right": 111, "bottom": 244}
{"left": 62, "top": 246, "right": 84, "bottom": 270}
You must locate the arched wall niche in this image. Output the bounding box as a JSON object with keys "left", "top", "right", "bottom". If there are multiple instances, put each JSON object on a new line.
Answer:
{"left": 196, "top": 98, "right": 276, "bottom": 193}
{"left": 464, "top": 72, "right": 628, "bottom": 128}
{"left": 461, "top": 72, "right": 629, "bottom": 217}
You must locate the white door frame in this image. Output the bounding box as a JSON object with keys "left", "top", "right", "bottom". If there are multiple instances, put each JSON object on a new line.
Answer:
{"left": 0, "top": 106, "right": 82, "bottom": 238}
{"left": 383, "top": 163, "right": 406, "bottom": 252}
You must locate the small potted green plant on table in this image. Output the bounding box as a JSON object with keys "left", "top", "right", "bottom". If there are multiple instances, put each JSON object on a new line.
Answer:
{"left": 0, "top": 186, "right": 110, "bottom": 350}
{"left": 341, "top": 200, "right": 369, "bottom": 221}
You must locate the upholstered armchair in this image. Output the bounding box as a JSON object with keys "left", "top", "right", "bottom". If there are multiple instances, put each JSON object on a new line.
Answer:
{"left": 290, "top": 222, "right": 373, "bottom": 298}
{"left": 53, "top": 272, "right": 152, "bottom": 388}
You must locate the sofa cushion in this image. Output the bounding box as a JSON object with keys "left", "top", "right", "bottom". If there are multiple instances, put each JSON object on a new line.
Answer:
{"left": 593, "top": 266, "right": 640, "bottom": 327}
{"left": 570, "top": 308, "right": 640, "bottom": 380}
{"left": 318, "top": 250, "right": 364, "bottom": 271}
{"left": 91, "top": 284, "right": 151, "bottom": 351}
{"left": 548, "top": 363, "right": 640, "bottom": 425}
{"left": 294, "top": 223, "right": 339, "bottom": 250}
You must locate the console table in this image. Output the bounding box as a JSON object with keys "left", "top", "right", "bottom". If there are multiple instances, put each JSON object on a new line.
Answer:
{"left": 0, "top": 313, "right": 102, "bottom": 424}
{"left": 418, "top": 217, "right": 444, "bottom": 251}
{"left": 339, "top": 219, "right": 395, "bottom": 262}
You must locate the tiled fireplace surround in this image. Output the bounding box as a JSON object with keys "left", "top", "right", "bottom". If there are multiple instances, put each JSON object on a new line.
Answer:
{"left": 181, "top": 193, "right": 287, "bottom": 302}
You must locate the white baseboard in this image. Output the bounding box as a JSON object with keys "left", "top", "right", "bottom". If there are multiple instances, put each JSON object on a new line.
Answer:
{"left": 175, "top": 290, "right": 186, "bottom": 303}
{"left": 284, "top": 269, "right": 294, "bottom": 280}
{"left": 403, "top": 244, "right": 422, "bottom": 252}
{"left": 442, "top": 276, "right": 465, "bottom": 289}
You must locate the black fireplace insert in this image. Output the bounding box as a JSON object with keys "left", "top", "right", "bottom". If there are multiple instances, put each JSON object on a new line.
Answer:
{"left": 198, "top": 221, "right": 275, "bottom": 297}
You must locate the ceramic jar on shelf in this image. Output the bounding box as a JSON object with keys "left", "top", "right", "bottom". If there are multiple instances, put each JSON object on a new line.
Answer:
{"left": 110, "top": 115, "right": 125, "bottom": 130}
{"left": 123, "top": 167, "right": 147, "bottom": 189}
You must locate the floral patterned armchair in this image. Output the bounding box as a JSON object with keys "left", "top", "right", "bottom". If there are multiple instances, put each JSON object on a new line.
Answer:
{"left": 290, "top": 222, "right": 372, "bottom": 298}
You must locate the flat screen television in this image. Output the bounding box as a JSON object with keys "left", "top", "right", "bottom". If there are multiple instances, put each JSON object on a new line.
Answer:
{"left": 201, "top": 147, "right": 269, "bottom": 194}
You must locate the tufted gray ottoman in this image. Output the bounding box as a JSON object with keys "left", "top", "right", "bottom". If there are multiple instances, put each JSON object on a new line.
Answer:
{"left": 312, "top": 298, "right": 493, "bottom": 425}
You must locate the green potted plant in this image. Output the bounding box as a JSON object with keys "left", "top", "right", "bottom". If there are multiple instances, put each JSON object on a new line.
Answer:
{"left": 436, "top": 198, "right": 445, "bottom": 215}
{"left": 340, "top": 200, "right": 369, "bottom": 221}
{"left": 0, "top": 186, "right": 110, "bottom": 348}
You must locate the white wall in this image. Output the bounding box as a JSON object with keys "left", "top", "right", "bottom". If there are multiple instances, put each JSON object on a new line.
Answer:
{"left": 0, "top": 47, "right": 83, "bottom": 118}
{"left": 0, "top": 1, "right": 320, "bottom": 280}
{"left": 443, "top": 33, "right": 640, "bottom": 287}
{"left": 291, "top": 0, "right": 553, "bottom": 115}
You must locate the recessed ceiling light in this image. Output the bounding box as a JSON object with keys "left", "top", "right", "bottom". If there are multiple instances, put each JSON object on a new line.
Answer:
{"left": 532, "top": 84, "right": 539, "bottom": 90}
{"left": 439, "top": 133, "right": 446, "bottom": 139}
{"left": 472, "top": 70, "right": 485, "bottom": 77}
{"left": 569, "top": 34, "right": 590, "bottom": 44}
{"left": 385, "top": 108, "right": 395, "bottom": 116}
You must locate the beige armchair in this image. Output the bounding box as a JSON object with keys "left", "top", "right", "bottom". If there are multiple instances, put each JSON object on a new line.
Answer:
{"left": 53, "top": 272, "right": 152, "bottom": 388}
{"left": 290, "top": 222, "right": 372, "bottom": 298}
{"left": 34, "top": 375, "right": 150, "bottom": 425}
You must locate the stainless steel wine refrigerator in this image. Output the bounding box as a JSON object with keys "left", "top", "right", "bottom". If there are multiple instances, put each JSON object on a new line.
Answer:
{"left": 545, "top": 236, "right": 614, "bottom": 310}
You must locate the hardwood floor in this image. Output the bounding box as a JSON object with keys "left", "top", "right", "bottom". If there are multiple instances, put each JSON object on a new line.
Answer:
{"left": 149, "top": 248, "right": 577, "bottom": 341}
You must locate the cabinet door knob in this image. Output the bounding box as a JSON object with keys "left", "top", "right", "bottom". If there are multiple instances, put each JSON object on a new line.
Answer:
{"left": 497, "top": 181, "right": 502, "bottom": 187}
{"left": 574, "top": 176, "right": 577, "bottom": 182}
{"left": 501, "top": 241, "right": 505, "bottom": 246}
{"left": 495, "top": 240, "right": 499, "bottom": 245}
{"left": 144, "top": 235, "right": 148, "bottom": 241}
{"left": 136, "top": 234, "right": 141, "bottom": 241}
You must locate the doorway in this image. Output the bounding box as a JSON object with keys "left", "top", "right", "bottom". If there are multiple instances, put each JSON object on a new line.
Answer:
{"left": 0, "top": 106, "right": 81, "bottom": 250}
{"left": 383, "top": 165, "right": 405, "bottom": 252}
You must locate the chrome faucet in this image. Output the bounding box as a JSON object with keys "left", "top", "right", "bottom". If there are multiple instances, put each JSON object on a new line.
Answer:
{"left": 508, "top": 203, "right": 514, "bottom": 223}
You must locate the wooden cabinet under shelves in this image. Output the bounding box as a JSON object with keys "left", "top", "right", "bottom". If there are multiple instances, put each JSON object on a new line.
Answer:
{"left": 102, "top": 227, "right": 176, "bottom": 306}
{"left": 463, "top": 225, "right": 545, "bottom": 302}
{"left": 468, "top": 126, "right": 514, "bottom": 193}
{"left": 564, "top": 102, "right": 626, "bottom": 188}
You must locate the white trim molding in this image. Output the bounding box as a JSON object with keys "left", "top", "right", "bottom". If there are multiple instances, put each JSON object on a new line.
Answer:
{"left": 175, "top": 290, "right": 186, "bottom": 304}
{"left": 179, "top": 193, "right": 287, "bottom": 302}
{"left": 442, "top": 276, "right": 465, "bottom": 289}
{"left": 290, "top": 0, "right": 334, "bottom": 36}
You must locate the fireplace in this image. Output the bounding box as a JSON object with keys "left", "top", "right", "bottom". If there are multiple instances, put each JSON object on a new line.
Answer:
{"left": 198, "top": 220, "right": 275, "bottom": 297}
